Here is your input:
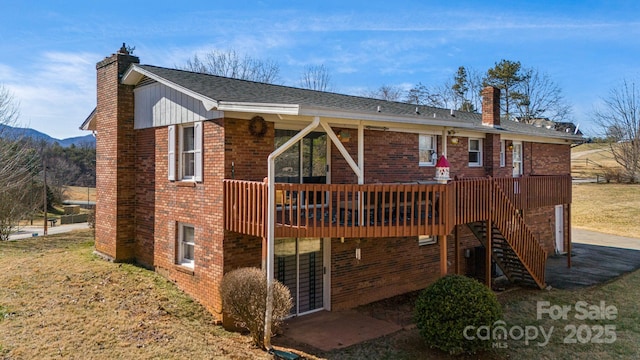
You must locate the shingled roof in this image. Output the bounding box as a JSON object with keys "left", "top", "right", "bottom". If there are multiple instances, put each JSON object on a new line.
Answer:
{"left": 122, "top": 64, "right": 582, "bottom": 142}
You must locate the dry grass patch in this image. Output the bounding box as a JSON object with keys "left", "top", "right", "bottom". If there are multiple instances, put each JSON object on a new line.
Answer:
{"left": 572, "top": 183, "right": 640, "bottom": 238}
{"left": 571, "top": 143, "right": 621, "bottom": 179}
{"left": 63, "top": 186, "right": 96, "bottom": 202}
{"left": 0, "top": 230, "right": 271, "bottom": 359}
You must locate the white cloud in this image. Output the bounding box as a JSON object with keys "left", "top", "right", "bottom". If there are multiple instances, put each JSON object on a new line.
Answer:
{"left": 2, "top": 51, "right": 98, "bottom": 139}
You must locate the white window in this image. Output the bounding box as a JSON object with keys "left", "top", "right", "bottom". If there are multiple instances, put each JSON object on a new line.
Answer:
{"left": 168, "top": 122, "right": 203, "bottom": 181}
{"left": 181, "top": 125, "right": 196, "bottom": 179}
{"left": 418, "top": 235, "right": 437, "bottom": 246}
{"left": 178, "top": 223, "right": 195, "bottom": 268}
{"left": 500, "top": 140, "right": 506, "bottom": 167}
{"left": 468, "top": 138, "right": 483, "bottom": 167}
{"left": 419, "top": 135, "right": 438, "bottom": 166}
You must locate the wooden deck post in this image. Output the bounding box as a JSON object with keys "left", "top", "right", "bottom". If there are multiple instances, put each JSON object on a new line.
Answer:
{"left": 486, "top": 219, "right": 492, "bottom": 288}
{"left": 567, "top": 204, "right": 572, "bottom": 268}
{"left": 454, "top": 225, "right": 461, "bottom": 274}
{"left": 261, "top": 237, "right": 267, "bottom": 271}
{"left": 440, "top": 234, "right": 448, "bottom": 276}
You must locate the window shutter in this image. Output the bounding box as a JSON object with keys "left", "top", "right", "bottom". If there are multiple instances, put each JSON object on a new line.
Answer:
{"left": 168, "top": 125, "right": 176, "bottom": 180}
{"left": 194, "top": 121, "right": 203, "bottom": 182}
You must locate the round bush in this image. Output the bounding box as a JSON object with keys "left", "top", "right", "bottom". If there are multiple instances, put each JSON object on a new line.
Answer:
{"left": 220, "top": 267, "right": 292, "bottom": 348}
{"left": 414, "top": 274, "right": 502, "bottom": 354}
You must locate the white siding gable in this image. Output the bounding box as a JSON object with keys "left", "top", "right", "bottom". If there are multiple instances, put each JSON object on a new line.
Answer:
{"left": 134, "top": 82, "right": 223, "bottom": 129}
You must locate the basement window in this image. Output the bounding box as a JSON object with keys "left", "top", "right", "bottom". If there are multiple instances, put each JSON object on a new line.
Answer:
{"left": 178, "top": 223, "right": 195, "bottom": 268}
{"left": 418, "top": 235, "right": 437, "bottom": 246}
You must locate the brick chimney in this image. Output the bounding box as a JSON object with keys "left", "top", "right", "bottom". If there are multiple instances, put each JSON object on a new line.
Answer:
{"left": 482, "top": 86, "right": 500, "bottom": 127}
{"left": 94, "top": 44, "right": 139, "bottom": 262}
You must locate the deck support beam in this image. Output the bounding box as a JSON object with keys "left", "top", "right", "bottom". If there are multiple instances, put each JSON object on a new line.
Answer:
{"left": 439, "top": 234, "right": 448, "bottom": 276}
{"left": 567, "top": 203, "right": 572, "bottom": 268}
{"left": 485, "top": 219, "right": 492, "bottom": 288}
{"left": 455, "top": 225, "right": 461, "bottom": 274}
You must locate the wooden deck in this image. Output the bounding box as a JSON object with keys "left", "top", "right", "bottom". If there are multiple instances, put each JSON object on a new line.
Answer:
{"left": 223, "top": 175, "right": 571, "bottom": 239}
{"left": 224, "top": 175, "right": 571, "bottom": 288}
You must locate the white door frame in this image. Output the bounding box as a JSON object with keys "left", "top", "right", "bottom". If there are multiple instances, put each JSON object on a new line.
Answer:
{"left": 555, "top": 205, "right": 565, "bottom": 254}
{"left": 323, "top": 238, "right": 331, "bottom": 311}
{"left": 512, "top": 141, "right": 523, "bottom": 177}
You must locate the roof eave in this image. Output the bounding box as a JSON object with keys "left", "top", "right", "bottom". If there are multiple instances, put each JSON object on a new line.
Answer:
{"left": 122, "top": 64, "right": 219, "bottom": 111}
{"left": 298, "top": 105, "right": 474, "bottom": 129}
{"left": 80, "top": 108, "right": 96, "bottom": 131}
{"left": 217, "top": 101, "right": 299, "bottom": 115}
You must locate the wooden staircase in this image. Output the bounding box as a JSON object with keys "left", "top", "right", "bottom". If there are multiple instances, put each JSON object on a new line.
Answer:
{"left": 468, "top": 222, "right": 540, "bottom": 287}
{"left": 466, "top": 181, "right": 547, "bottom": 289}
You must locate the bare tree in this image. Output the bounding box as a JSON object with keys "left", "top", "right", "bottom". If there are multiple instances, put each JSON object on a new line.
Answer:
{"left": 513, "top": 68, "right": 572, "bottom": 123}
{"left": 593, "top": 79, "right": 640, "bottom": 183}
{"left": 362, "top": 85, "right": 404, "bottom": 101}
{"left": 405, "top": 82, "right": 450, "bottom": 108}
{"left": 0, "top": 84, "right": 41, "bottom": 240}
{"left": 300, "top": 64, "right": 332, "bottom": 91}
{"left": 181, "top": 50, "right": 281, "bottom": 83}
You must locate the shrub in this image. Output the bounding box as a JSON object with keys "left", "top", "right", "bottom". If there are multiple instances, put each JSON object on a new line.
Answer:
{"left": 414, "top": 274, "right": 502, "bottom": 355}
{"left": 220, "top": 267, "right": 292, "bottom": 348}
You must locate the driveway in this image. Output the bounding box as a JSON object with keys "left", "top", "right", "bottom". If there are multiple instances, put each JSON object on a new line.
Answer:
{"left": 546, "top": 228, "right": 640, "bottom": 289}
{"left": 8, "top": 223, "right": 90, "bottom": 240}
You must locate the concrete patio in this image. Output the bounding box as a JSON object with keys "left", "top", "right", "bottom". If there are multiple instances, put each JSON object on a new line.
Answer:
{"left": 274, "top": 228, "right": 640, "bottom": 353}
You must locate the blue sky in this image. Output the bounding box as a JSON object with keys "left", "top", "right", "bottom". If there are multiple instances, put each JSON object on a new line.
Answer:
{"left": 1, "top": 0, "right": 639, "bottom": 139}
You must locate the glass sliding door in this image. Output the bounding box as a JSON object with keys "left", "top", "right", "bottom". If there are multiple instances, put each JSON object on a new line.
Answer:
{"left": 274, "top": 238, "right": 324, "bottom": 315}
{"left": 274, "top": 130, "right": 327, "bottom": 185}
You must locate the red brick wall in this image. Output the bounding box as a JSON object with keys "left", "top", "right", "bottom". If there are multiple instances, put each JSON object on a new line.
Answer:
{"left": 224, "top": 117, "right": 273, "bottom": 181}
{"left": 524, "top": 142, "right": 571, "bottom": 176}
{"left": 330, "top": 230, "right": 480, "bottom": 310}
{"left": 223, "top": 231, "right": 263, "bottom": 271}
{"left": 95, "top": 51, "right": 139, "bottom": 261}
{"left": 330, "top": 130, "right": 491, "bottom": 184}
{"left": 149, "top": 120, "right": 226, "bottom": 317}
{"left": 135, "top": 128, "right": 156, "bottom": 267}
{"left": 524, "top": 205, "right": 563, "bottom": 255}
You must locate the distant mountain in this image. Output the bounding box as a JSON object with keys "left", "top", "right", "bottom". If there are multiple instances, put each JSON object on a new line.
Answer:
{"left": 0, "top": 124, "right": 95, "bottom": 148}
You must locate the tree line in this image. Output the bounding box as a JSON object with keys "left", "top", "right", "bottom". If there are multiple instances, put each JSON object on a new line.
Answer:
{"left": 0, "top": 84, "right": 96, "bottom": 239}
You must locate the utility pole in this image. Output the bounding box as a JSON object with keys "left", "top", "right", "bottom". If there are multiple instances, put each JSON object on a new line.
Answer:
{"left": 43, "top": 154, "right": 48, "bottom": 236}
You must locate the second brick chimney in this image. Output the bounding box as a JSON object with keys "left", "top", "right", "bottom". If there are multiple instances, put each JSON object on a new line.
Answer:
{"left": 482, "top": 86, "right": 500, "bottom": 127}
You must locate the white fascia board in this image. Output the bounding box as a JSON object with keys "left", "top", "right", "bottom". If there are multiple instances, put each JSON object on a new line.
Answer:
{"left": 217, "top": 101, "right": 299, "bottom": 115}
{"left": 121, "top": 65, "right": 218, "bottom": 111}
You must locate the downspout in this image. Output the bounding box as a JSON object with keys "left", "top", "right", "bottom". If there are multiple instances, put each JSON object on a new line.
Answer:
{"left": 442, "top": 128, "right": 448, "bottom": 157}
{"left": 264, "top": 116, "right": 320, "bottom": 349}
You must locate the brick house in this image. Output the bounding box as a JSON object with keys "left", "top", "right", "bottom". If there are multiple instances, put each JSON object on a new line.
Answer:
{"left": 82, "top": 46, "right": 580, "bottom": 329}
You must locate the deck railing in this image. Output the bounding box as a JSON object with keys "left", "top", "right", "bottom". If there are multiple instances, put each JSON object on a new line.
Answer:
{"left": 454, "top": 175, "right": 572, "bottom": 224}
{"left": 223, "top": 180, "right": 268, "bottom": 238}
{"left": 223, "top": 175, "right": 571, "bottom": 239}
{"left": 273, "top": 183, "right": 452, "bottom": 238}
